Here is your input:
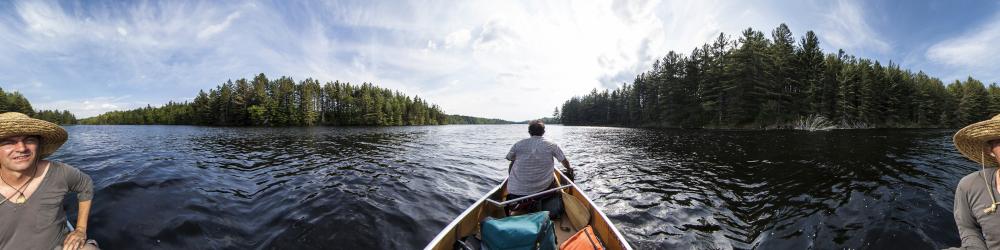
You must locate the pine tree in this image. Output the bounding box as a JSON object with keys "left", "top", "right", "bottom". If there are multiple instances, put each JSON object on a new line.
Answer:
{"left": 727, "top": 28, "right": 772, "bottom": 126}
{"left": 796, "top": 31, "right": 825, "bottom": 117}
{"left": 192, "top": 90, "right": 212, "bottom": 125}
{"left": 769, "top": 23, "right": 797, "bottom": 123}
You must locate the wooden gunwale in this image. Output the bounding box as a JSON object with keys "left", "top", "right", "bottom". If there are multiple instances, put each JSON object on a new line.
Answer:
{"left": 425, "top": 169, "right": 632, "bottom": 250}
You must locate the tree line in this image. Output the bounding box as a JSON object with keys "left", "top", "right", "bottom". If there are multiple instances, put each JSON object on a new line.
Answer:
{"left": 80, "top": 73, "right": 470, "bottom": 126}
{"left": 0, "top": 87, "right": 77, "bottom": 125}
{"left": 446, "top": 115, "right": 514, "bottom": 124}
{"left": 560, "top": 23, "right": 995, "bottom": 129}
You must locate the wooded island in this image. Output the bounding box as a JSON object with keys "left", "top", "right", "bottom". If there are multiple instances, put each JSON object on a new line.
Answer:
{"left": 81, "top": 74, "right": 511, "bottom": 126}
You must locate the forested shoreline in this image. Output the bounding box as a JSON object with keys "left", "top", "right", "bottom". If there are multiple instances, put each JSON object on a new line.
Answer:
{"left": 446, "top": 115, "right": 515, "bottom": 124}
{"left": 0, "top": 87, "right": 77, "bottom": 125}
{"left": 559, "top": 24, "right": 995, "bottom": 129}
{"left": 80, "top": 73, "right": 509, "bottom": 126}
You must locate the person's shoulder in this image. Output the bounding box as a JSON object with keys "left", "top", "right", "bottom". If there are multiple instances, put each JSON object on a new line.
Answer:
{"left": 511, "top": 138, "right": 531, "bottom": 148}
{"left": 46, "top": 160, "right": 72, "bottom": 169}
{"left": 45, "top": 161, "right": 82, "bottom": 173}
{"left": 960, "top": 169, "right": 988, "bottom": 182}
{"left": 540, "top": 137, "right": 561, "bottom": 146}
{"left": 517, "top": 137, "right": 538, "bottom": 144}
{"left": 959, "top": 169, "right": 991, "bottom": 190}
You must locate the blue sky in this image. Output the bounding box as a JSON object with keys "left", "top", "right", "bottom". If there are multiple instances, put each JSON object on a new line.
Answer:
{"left": 1, "top": 0, "right": 999, "bottom": 120}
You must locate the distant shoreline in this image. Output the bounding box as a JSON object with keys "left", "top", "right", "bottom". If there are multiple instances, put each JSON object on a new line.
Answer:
{"left": 78, "top": 73, "right": 516, "bottom": 127}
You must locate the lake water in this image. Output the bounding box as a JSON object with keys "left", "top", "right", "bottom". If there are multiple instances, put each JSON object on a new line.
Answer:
{"left": 50, "top": 125, "right": 969, "bottom": 249}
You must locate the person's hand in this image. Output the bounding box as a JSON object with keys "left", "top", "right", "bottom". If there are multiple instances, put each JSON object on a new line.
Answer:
{"left": 565, "top": 168, "right": 575, "bottom": 181}
{"left": 63, "top": 228, "right": 87, "bottom": 250}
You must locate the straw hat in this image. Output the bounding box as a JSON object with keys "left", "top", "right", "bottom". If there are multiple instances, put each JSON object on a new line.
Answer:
{"left": 954, "top": 114, "right": 1000, "bottom": 167}
{"left": 0, "top": 112, "right": 68, "bottom": 159}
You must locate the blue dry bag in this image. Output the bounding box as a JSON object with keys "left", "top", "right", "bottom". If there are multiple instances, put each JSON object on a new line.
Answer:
{"left": 480, "top": 211, "right": 556, "bottom": 250}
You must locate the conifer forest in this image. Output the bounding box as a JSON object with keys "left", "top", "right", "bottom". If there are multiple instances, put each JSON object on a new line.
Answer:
{"left": 559, "top": 24, "right": 993, "bottom": 129}
{"left": 81, "top": 73, "right": 457, "bottom": 126}
{"left": 0, "top": 87, "right": 76, "bottom": 125}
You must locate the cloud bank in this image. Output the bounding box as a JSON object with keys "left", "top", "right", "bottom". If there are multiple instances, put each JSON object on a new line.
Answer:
{"left": 0, "top": 0, "right": 994, "bottom": 120}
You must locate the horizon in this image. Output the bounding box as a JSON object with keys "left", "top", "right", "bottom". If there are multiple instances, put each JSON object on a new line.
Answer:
{"left": 2, "top": 0, "right": 999, "bottom": 120}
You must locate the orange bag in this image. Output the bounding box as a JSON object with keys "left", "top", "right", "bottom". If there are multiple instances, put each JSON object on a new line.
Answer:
{"left": 559, "top": 225, "right": 604, "bottom": 250}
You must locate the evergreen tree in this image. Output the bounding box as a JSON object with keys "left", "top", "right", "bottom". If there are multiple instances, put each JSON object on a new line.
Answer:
{"left": 81, "top": 73, "right": 455, "bottom": 127}
{"left": 559, "top": 24, "right": 985, "bottom": 129}
{"left": 796, "top": 31, "right": 825, "bottom": 116}
{"left": 726, "top": 28, "right": 772, "bottom": 125}
{"left": 768, "top": 23, "right": 798, "bottom": 123}
{"left": 192, "top": 90, "right": 212, "bottom": 125}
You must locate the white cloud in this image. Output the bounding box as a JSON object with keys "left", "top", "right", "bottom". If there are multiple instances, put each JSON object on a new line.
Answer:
{"left": 16, "top": 1, "right": 75, "bottom": 38}
{"left": 925, "top": 12, "right": 1000, "bottom": 84}
{"left": 1, "top": 1, "right": 281, "bottom": 116}
{"left": 472, "top": 18, "right": 520, "bottom": 53}
{"left": 2, "top": 0, "right": 911, "bottom": 121}
{"left": 819, "top": 0, "right": 890, "bottom": 54}
{"left": 34, "top": 96, "right": 132, "bottom": 118}
{"left": 927, "top": 14, "right": 1000, "bottom": 68}
{"left": 612, "top": 0, "right": 659, "bottom": 23}
{"left": 198, "top": 11, "right": 242, "bottom": 39}
{"left": 443, "top": 29, "right": 471, "bottom": 49}
{"left": 406, "top": 1, "right": 671, "bottom": 119}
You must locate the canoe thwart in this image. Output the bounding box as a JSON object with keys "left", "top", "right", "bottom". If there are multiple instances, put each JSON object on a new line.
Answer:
{"left": 486, "top": 184, "right": 573, "bottom": 207}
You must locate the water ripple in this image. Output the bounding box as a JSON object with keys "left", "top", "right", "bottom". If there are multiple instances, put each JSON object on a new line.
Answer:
{"left": 47, "top": 125, "right": 968, "bottom": 249}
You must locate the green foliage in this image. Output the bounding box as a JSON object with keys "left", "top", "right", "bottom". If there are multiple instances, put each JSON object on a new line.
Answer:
{"left": 33, "top": 110, "right": 78, "bottom": 125}
{"left": 560, "top": 23, "right": 994, "bottom": 129}
{"left": 0, "top": 87, "right": 77, "bottom": 124}
{"left": 446, "top": 115, "right": 514, "bottom": 124}
{"left": 79, "top": 74, "right": 452, "bottom": 126}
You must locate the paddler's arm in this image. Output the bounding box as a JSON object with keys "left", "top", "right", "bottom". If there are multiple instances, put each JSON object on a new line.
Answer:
{"left": 561, "top": 159, "right": 573, "bottom": 179}
{"left": 63, "top": 162, "right": 96, "bottom": 250}
{"left": 550, "top": 143, "right": 572, "bottom": 179}
{"left": 76, "top": 200, "right": 92, "bottom": 233}
{"left": 506, "top": 144, "right": 516, "bottom": 174}
{"left": 955, "top": 181, "right": 988, "bottom": 249}
{"left": 64, "top": 200, "right": 92, "bottom": 250}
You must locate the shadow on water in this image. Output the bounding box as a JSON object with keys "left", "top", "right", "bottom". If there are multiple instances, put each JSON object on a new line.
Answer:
{"left": 48, "top": 125, "right": 975, "bottom": 249}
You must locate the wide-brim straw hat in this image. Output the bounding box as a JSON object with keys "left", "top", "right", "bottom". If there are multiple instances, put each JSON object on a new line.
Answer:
{"left": 0, "top": 112, "right": 68, "bottom": 159}
{"left": 954, "top": 114, "right": 1000, "bottom": 167}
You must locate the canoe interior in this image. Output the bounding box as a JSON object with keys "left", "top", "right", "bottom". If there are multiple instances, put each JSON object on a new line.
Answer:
{"left": 426, "top": 170, "right": 631, "bottom": 250}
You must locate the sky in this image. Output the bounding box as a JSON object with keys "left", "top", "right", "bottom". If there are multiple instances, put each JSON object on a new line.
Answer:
{"left": 1, "top": 0, "right": 999, "bottom": 121}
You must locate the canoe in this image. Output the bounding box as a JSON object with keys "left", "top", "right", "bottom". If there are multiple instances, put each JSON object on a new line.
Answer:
{"left": 425, "top": 169, "right": 632, "bottom": 250}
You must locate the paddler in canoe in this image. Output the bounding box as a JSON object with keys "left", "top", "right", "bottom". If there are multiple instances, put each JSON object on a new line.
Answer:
{"left": 426, "top": 120, "right": 631, "bottom": 250}
{"left": 504, "top": 120, "right": 574, "bottom": 215}
{"left": 0, "top": 112, "right": 99, "bottom": 250}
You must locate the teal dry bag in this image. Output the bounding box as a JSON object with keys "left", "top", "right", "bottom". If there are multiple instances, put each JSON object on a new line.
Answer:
{"left": 480, "top": 211, "right": 556, "bottom": 250}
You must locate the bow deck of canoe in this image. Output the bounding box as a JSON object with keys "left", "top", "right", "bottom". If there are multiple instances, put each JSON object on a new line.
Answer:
{"left": 425, "top": 169, "right": 632, "bottom": 249}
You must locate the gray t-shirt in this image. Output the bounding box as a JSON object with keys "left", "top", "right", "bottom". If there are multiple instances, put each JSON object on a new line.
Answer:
{"left": 955, "top": 167, "right": 1000, "bottom": 249}
{"left": 0, "top": 161, "right": 94, "bottom": 250}
{"left": 505, "top": 136, "right": 566, "bottom": 195}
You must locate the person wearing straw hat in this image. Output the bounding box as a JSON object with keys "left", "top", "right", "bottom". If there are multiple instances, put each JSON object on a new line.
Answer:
{"left": 952, "top": 114, "right": 1000, "bottom": 249}
{"left": 0, "top": 112, "right": 98, "bottom": 250}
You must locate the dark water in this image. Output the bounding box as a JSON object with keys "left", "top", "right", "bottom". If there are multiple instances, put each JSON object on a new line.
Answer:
{"left": 50, "top": 125, "right": 970, "bottom": 249}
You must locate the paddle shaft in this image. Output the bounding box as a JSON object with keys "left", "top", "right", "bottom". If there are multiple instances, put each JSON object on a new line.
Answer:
{"left": 487, "top": 184, "right": 573, "bottom": 207}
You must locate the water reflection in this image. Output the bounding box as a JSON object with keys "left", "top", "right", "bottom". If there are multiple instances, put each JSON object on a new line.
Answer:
{"left": 561, "top": 128, "right": 967, "bottom": 249}
{"left": 49, "top": 125, "right": 970, "bottom": 249}
{"left": 54, "top": 126, "right": 500, "bottom": 249}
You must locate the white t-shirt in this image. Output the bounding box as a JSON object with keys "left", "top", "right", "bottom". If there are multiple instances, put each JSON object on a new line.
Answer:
{"left": 505, "top": 136, "right": 566, "bottom": 195}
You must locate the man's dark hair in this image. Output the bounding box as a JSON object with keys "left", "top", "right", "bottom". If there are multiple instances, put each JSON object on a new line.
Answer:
{"left": 529, "top": 120, "right": 545, "bottom": 136}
